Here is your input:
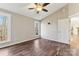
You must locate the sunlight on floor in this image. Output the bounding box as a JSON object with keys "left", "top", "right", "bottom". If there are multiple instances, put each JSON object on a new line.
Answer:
{"left": 70, "top": 35, "right": 79, "bottom": 48}
{"left": 70, "top": 35, "right": 79, "bottom": 55}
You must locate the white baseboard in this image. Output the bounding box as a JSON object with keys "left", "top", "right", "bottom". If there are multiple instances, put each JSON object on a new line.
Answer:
{"left": 41, "top": 38, "right": 69, "bottom": 44}
{"left": 0, "top": 38, "right": 36, "bottom": 48}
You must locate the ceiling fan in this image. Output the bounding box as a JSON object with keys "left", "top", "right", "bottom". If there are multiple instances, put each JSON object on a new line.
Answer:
{"left": 28, "top": 3, "right": 49, "bottom": 14}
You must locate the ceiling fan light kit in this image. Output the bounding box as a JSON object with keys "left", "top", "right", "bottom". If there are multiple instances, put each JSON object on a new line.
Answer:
{"left": 36, "top": 5, "right": 43, "bottom": 11}
{"left": 29, "top": 3, "right": 49, "bottom": 14}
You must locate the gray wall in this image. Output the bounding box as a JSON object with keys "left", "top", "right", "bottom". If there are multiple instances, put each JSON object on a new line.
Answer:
{"left": 41, "top": 5, "right": 70, "bottom": 44}
{"left": 0, "top": 9, "right": 35, "bottom": 48}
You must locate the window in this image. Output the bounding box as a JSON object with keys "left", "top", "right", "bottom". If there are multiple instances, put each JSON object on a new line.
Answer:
{"left": 0, "top": 11, "right": 11, "bottom": 43}
{"left": 34, "top": 21, "right": 41, "bottom": 38}
{"left": 0, "top": 16, "right": 7, "bottom": 41}
{"left": 35, "top": 22, "right": 39, "bottom": 35}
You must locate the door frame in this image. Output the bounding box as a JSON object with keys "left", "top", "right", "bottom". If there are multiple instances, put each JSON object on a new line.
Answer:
{"left": 68, "top": 12, "right": 79, "bottom": 45}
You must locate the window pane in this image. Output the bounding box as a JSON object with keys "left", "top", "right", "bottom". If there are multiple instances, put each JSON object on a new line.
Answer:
{"left": 0, "top": 16, "right": 7, "bottom": 41}
{"left": 0, "top": 16, "right": 4, "bottom": 25}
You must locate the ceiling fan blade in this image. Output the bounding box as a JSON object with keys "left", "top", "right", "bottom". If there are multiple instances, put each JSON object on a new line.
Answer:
{"left": 29, "top": 8, "right": 34, "bottom": 10}
{"left": 42, "top": 9, "right": 48, "bottom": 12}
{"left": 34, "top": 3, "right": 38, "bottom": 5}
{"left": 43, "top": 3, "right": 49, "bottom": 7}
{"left": 37, "top": 11, "right": 39, "bottom": 14}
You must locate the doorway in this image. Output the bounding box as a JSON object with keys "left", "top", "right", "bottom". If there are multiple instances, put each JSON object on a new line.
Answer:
{"left": 70, "top": 16, "right": 79, "bottom": 48}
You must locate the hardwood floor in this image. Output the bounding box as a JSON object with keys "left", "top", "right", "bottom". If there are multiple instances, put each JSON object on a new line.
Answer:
{"left": 70, "top": 35, "right": 79, "bottom": 48}
{"left": 70, "top": 35, "right": 79, "bottom": 56}
{"left": 0, "top": 39, "right": 71, "bottom": 56}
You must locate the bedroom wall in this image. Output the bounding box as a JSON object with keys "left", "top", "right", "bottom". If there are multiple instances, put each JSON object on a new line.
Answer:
{"left": 41, "top": 11, "right": 58, "bottom": 41}
{"left": 0, "top": 9, "right": 35, "bottom": 48}
{"left": 41, "top": 5, "right": 70, "bottom": 44}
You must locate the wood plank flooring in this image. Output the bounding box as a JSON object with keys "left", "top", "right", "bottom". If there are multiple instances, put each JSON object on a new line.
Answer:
{"left": 70, "top": 35, "right": 79, "bottom": 56}
{"left": 0, "top": 39, "right": 72, "bottom": 56}
{"left": 70, "top": 35, "right": 79, "bottom": 48}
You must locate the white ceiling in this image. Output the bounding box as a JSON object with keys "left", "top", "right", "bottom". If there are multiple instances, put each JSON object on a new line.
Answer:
{"left": 0, "top": 3, "right": 67, "bottom": 20}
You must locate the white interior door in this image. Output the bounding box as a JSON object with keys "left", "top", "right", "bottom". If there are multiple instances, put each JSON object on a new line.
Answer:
{"left": 58, "top": 18, "right": 70, "bottom": 44}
